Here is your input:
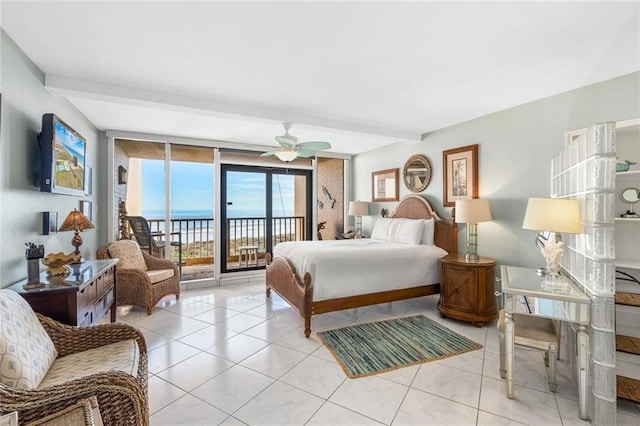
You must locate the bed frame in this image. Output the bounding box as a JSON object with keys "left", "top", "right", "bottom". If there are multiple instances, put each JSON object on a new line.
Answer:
{"left": 265, "top": 194, "right": 458, "bottom": 337}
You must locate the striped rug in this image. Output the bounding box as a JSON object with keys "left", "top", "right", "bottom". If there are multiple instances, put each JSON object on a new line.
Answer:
{"left": 318, "top": 315, "right": 483, "bottom": 378}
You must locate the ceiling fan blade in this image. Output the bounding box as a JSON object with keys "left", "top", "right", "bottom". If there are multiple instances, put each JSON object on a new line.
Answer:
{"left": 260, "top": 150, "right": 278, "bottom": 157}
{"left": 297, "top": 149, "right": 316, "bottom": 158}
{"left": 297, "top": 141, "right": 331, "bottom": 150}
{"left": 276, "top": 135, "right": 297, "bottom": 146}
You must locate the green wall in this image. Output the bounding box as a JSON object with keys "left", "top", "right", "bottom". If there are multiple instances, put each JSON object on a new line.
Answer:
{"left": 353, "top": 72, "right": 640, "bottom": 268}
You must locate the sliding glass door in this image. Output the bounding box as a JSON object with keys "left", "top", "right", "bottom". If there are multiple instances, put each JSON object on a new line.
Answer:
{"left": 169, "top": 144, "right": 215, "bottom": 281}
{"left": 221, "top": 165, "right": 312, "bottom": 273}
{"left": 114, "top": 139, "right": 215, "bottom": 282}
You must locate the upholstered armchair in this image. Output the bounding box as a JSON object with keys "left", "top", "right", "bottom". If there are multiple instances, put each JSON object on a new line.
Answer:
{"left": 497, "top": 309, "right": 560, "bottom": 392}
{"left": 0, "top": 289, "right": 149, "bottom": 425}
{"left": 96, "top": 240, "right": 180, "bottom": 315}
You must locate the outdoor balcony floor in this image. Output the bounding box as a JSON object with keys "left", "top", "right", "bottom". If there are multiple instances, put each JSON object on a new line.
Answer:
{"left": 180, "top": 260, "right": 267, "bottom": 281}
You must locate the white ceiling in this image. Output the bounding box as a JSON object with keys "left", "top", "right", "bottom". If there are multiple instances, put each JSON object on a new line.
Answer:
{"left": 2, "top": 1, "right": 639, "bottom": 155}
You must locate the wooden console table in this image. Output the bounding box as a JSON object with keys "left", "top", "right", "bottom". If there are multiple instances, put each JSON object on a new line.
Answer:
{"left": 8, "top": 259, "right": 118, "bottom": 327}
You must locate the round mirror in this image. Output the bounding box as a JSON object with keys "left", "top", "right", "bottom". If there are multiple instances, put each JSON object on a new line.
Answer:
{"left": 403, "top": 154, "right": 432, "bottom": 193}
{"left": 621, "top": 187, "right": 640, "bottom": 204}
{"left": 620, "top": 187, "right": 640, "bottom": 218}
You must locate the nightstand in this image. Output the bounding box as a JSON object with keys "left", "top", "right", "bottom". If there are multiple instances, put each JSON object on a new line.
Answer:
{"left": 438, "top": 254, "right": 497, "bottom": 327}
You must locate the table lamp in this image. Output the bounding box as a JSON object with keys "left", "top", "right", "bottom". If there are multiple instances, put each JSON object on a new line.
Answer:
{"left": 522, "top": 197, "right": 582, "bottom": 282}
{"left": 455, "top": 198, "right": 492, "bottom": 263}
{"left": 348, "top": 201, "right": 369, "bottom": 238}
{"left": 58, "top": 209, "right": 95, "bottom": 262}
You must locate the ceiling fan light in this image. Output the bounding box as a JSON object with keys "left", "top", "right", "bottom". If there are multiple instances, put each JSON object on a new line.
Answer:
{"left": 275, "top": 150, "right": 298, "bottom": 162}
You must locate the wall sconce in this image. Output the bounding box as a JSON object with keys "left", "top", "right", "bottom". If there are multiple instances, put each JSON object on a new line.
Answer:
{"left": 118, "top": 165, "right": 128, "bottom": 184}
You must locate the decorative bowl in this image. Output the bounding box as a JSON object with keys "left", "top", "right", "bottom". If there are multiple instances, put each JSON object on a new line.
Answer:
{"left": 41, "top": 252, "right": 81, "bottom": 276}
{"left": 616, "top": 160, "right": 636, "bottom": 173}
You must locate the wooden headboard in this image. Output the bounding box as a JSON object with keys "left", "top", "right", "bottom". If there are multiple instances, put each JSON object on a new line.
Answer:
{"left": 390, "top": 194, "right": 458, "bottom": 254}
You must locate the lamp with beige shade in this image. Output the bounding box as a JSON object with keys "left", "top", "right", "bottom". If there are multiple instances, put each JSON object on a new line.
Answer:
{"left": 522, "top": 197, "right": 582, "bottom": 293}
{"left": 455, "top": 198, "right": 492, "bottom": 263}
{"left": 348, "top": 201, "right": 369, "bottom": 238}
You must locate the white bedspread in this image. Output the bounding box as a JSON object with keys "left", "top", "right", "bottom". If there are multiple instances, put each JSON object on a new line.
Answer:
{"left": 272, "top": 239, "right": 448, "bottom": 301}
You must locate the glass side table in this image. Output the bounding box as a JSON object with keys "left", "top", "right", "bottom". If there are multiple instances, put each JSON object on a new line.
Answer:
{"left": 498, "top": 265, "right": 591, "bottom": 420}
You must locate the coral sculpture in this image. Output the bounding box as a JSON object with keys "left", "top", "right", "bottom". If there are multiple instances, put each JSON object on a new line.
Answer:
{"left": 541, "top": 239, "right": 565, "bottom": 276}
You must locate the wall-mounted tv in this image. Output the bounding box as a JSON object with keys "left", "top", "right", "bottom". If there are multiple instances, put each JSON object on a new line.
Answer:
{"left": 38, "top": 114, "right": 86, "bottom": 196}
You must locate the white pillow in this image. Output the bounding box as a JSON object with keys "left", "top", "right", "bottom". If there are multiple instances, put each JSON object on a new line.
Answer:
{"left": 421, "top": 218, "right": 435, "bottom": 245}
{"left": 389, "top": 218, "right": 424, "bottom": 245}
{"left": 370, "top": 218, "right": 393, "bottom": 241}
{"left": 0, "top": 289, "right": 59, "bottom": 389}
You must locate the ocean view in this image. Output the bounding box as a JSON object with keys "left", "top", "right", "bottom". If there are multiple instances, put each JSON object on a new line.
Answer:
{"left": 143, "top": 209, "right": 295, "bottom": 219}
{"left": 142, "top": 210, "right": 299, "bottom": 247}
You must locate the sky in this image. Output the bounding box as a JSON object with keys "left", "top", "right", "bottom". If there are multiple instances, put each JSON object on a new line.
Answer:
{"left": 141, "top": 160, "right": 295, "bottom": 218}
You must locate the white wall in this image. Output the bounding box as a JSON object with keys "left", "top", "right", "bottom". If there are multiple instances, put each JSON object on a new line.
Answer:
{"left": 353, "top": 72, "right": 640, "bottom": 268}
{"left": 0, "top": 31, "right": 101, "bottom": 286}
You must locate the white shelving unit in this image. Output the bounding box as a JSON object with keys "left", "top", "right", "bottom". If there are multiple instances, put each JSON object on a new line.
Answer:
{"left": 614, "top": 122, "right": 640, "bottom": 268}
{"left": 615, "top": 259, "right": 640, "bottom": 269}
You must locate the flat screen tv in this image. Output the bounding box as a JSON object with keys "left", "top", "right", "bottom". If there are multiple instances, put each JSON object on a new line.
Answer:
{"left": 38, "top": 114, "right": 86, "bottom": 196}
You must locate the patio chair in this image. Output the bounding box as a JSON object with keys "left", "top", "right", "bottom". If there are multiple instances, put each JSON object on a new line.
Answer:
{"left": 97, "top": 240, "right": 180, "bottom": 315}
{"left": 126, "top": 216, "right": 183, "bottom": 276}
{"left": 125, "top": 216, "right": 165, "bottom": 257}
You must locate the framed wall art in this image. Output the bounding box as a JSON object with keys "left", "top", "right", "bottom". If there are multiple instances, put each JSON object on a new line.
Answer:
{"left": 372, "top": 168, "right": 399, "bottom": 202}
{"left": 442, "top": 144, "right": 478, "bottom": 207}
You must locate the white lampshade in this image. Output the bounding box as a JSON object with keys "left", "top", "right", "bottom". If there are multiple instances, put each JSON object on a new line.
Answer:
{"left": 274, "top": 150, "right": 298, "bottom": 162}
{"left": 348, "top": 201, "right": 369, "bottom": 216}
{"left": 522, "top": 198, "right": 582, "bottom": 233}
{"left": 455, "top": 199, "right": 492, "bottom": 224}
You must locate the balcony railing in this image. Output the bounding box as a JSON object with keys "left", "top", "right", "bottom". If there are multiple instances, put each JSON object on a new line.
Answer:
{"left": 226, "top": 216, "right": 305, "bottom": 257}
{"left": 146, "top": 216, "right": 305, "bottom": 264}
{"left": 147, "top": 218, "right": 214, "bottom": 262}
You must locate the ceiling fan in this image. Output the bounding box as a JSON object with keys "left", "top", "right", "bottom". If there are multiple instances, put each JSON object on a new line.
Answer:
{"left": 261, "top": 122, "right": 332, "bottom": 162}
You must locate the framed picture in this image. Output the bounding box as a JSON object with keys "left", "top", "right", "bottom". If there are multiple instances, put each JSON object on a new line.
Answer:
{"left": 80, "top": 200, "right": 93, "bottom": 222}
{"left": 42, "top": 211, "right": 58, "bottom": 235}
{"left": 372, "top": 168, "right": 399, "bottom": 202}
{"left": 442, "top": 144, "right": 478, "bottom": 207}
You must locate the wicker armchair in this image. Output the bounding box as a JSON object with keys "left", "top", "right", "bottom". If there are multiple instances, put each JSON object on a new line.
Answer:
{"left": 0, "top": 314, "right": 149, "bottom": 426}
{"left": 97, "top": 241, "right": 180, "bottom": 315}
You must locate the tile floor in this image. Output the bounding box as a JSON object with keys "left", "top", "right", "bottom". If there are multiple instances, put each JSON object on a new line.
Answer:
{"left": 110, "top": 281, "right": 640, "bottom": 425}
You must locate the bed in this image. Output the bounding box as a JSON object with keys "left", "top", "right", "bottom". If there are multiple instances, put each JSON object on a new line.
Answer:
{"left": 265, "top": 194, "right": 458, "bottom": 337}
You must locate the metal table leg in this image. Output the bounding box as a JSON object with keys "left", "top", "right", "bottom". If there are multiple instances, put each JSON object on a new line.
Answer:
{"left": 505, "top": 310, "right": 515, "bottom": 399}
{"left": 577, "top": 324, "right": 589, "bottom": 420}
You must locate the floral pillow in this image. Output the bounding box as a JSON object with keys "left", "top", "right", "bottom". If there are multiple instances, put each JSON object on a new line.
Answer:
{"left": 0, "top": 289, "right": 58, "bottom": 389}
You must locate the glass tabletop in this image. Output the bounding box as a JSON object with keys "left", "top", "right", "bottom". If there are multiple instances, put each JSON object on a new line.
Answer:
{"left": 501, "top": 265, "right": 591, "bottom": 304}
